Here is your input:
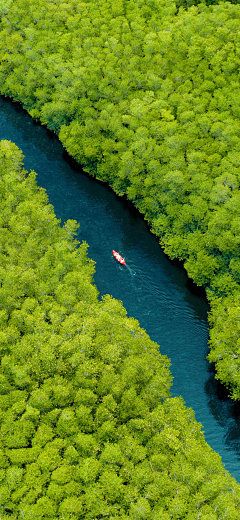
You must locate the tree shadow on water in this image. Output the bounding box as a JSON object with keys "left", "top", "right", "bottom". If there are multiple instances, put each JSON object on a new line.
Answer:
{"left": 206, "top": 366, "right": 240, "bottom": 456}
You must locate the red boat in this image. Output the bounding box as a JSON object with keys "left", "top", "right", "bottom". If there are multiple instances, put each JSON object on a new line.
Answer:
{"left": 112, "top": 250, "right": 126, "bottom": 265}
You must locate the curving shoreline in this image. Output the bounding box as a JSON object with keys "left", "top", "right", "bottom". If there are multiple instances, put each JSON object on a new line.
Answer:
{"left": 2, "top": 93, "right": 240, "bottom": 484}
{"left": 0, "top": 137, "right": 240, "bottom": 517}
{"left": 1, "top": 0, "right": 240, "bottom": 398}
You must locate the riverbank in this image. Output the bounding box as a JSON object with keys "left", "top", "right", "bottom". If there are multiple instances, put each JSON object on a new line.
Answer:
{"left": 1, "top": 0, "right": 240, "bottom": 398}
{"left": 1, "top": 139, "right": 240, "bottom": 519}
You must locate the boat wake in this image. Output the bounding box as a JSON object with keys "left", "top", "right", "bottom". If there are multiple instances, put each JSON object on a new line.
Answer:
{"left": 125, "top": 263, "right": 136, "bottom": 276}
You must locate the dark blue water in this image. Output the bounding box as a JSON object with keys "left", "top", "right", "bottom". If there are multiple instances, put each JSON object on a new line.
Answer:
{"left": 1, "top": 95, "right": 240, "bottom": 480}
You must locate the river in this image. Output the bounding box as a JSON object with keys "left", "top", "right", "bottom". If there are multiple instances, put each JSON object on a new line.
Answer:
{"left": 1, "top": 95, "right": 240, "bottom": 480}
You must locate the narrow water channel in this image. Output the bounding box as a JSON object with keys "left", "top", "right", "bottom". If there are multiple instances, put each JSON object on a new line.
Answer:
{"left": 1, "top": 95, "right": 240, "bottom": 481}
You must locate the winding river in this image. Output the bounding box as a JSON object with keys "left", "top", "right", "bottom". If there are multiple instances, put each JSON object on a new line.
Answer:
{"left": 1, "top": 95, "right": 240, "bottom": 481}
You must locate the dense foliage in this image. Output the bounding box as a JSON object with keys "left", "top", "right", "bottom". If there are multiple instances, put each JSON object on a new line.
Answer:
{"left": 176, "top": 0, "right": 240, "bottom": 10}
{"left": 1, "top": 139, "right": 240, "bottom": 518}
{"left": 0, "top": 3, "right": 240, "bottom": 401}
